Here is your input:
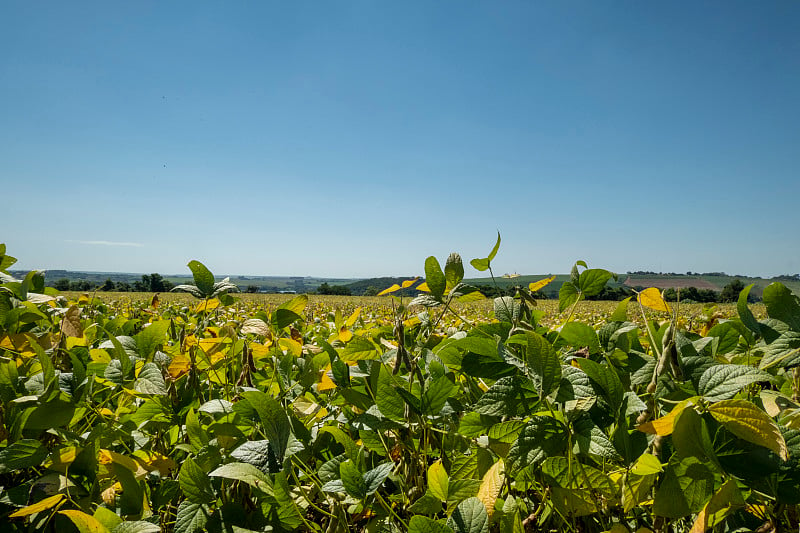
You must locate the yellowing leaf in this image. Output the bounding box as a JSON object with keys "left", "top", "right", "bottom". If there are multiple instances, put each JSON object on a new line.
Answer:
{"left": 45, "top": 446, "right": 81, "bottom": 473}
{"left": 195, "top": 298, "right": 220, "bottom": 313}
{"left": 9, "top": 494, "right": 65, "bottom": 517}
{"left": 59, "top": 510, "right": 111, "bottom": 533}
{"left": 183, "top": 334, "right": 198, "bottom": 349}
{"left": 427, "top": 461, "right": 449, "bottom": 502}
{"left": 278, "top": 338, "right": 303, "bottom": 357}
{"left": 401, "top": 277, "right": 419, "bottom": 289}
{"left": 345, "top": 307, "right": 362, "bottom": 327}
{"left": 89, "top": 349, "right": 111, "bottom": 363}
{"left": 529, "top": 275, "right": 556, "bottom": 293}
{"left": 708, "top": 399, "right": 788, "bottom": 460}
{"left": 690, "top": 479, "right": 744, "bottom": 533}
{"left": 250, "top": 342, "right": 272, "bottom": 360}
{"left": 132, "top": 450, "right": 177, "bottom": 476}
{"left": 638, "top": 288, "right": 671, "bottom": 313}
{"left": 98, "top": 449, "right": 140, "bottom": 473}
{"left": 477, "top": 459, "right": 505, "bottom": 517}
{"left": 416, "top": 282, "right": 430, "bottom": 292}
{"left": 377, "top": 284, "right": 401, "bottom": 296}
{"left": 150, "top": 294, "right": 160, "bottom": 309}
{"left": 638, "top": 398, "right": 695, "bottom": 436}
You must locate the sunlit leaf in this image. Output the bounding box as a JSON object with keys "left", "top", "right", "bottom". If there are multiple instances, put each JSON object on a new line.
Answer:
{"left": 529, "top": 275, "right": 556, "bottom": 293}
{"left": 638, "top": 288, "right": 670, "bottom": 313}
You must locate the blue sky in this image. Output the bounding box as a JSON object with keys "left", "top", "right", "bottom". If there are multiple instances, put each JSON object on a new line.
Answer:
{"left": 2, "top": 2, "right": 799, "bottom": 278}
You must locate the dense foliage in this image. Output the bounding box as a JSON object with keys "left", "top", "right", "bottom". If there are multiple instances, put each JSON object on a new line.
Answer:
{"left": 1, "top": 238, "right": 799, "bottom": 533}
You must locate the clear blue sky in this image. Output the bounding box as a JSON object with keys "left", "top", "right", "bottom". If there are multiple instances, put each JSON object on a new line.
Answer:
{"left": 3, "top": 2, "right": 799, "bottom": 278}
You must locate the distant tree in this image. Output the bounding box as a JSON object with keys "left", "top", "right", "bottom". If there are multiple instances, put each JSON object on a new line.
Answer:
{"left": 363, "top": 286, "right": 380, "bottom": 297}
{"left": 317, "top": 283, "right": 352, "bottom": 296}
{"left": 115, "top": 282, "right": 132, "bottom": 292}
{"left": 54, "top": 278, "right": 71, "bottom": 291}
{"left": 245, "top": 285, "right": 260, "bottom": 293}
{"left": 136, "top": 273, "right": 172, "bottom": 292}
{"left": 719, "top": 279, "right": 746, "bottom": 303}
{"left": 70, "top": 280, "right": 93, "bottom": 291}
{"left": 100, "top": 278, "right": 115, "bottom": 292}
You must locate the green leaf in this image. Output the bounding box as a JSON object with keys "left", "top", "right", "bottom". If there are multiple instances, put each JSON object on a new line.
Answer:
{"left": 422, "top": 376, "right": 458, "bottom": 416}
{"left": 174, "top": 501, "right": 210, "bottom": 533}
{"left": 445, "top": 253, "right": 465, "bottom": 290}
{"left": 470, "top": 233, "right": 501, "bottom": 272}
{"left": 209, "top": 462, "right": 273, "bottom": 493}
{"left": 493, "top": 296, "right": 519, "bottom": 323}
{"left": 474, "top": 375, "right": 532, "bottom": 417}
{"left": 272, "top": 294, "right": 307, "bottom": 328}
{"left": 763, "top": 282, "right": 800, "bottom": 331}
{"left": 134, "top": 362, "right": 167, "bottom": 396}
{"left": 672, "top": 407, "right": 719, "bottom": 468}
{"left": 425, "top": 256, "right": 447, "bottom": 300}
{"left": 112, "top": 521, "right": 162, "bottom": 533}
{"left": 610, "top": 297, "right": 632, "bottom": 322}
{"left": 272, "top": 471, "right": 304, "bottom": 529}
{"left": 575, "top": 358, "right": 623, "bottom": 414}
{"left": 558, "top": 282, "right": 580, "bottom": 313}
{"left": 363, "top": 462, "right": 394, "bottom": 495}
{"left": 708, "top": 399, "right": 788, "bottom": 460}
{"left": 446, "top": 496, "right": 490, "bottom": 533}
{"left": 339, "top": 335, "right": 380, "bottom": 362}
{"left": 187, "top": 260, "right": 215, "bottom": 297}
{"left": 0, "top": 439, "right": 48, "bottom": 473}
{"left": 134, "top": 320, "right": 171, "bottom": 361}
{"left": 340, "top": 460, "right": 367, "bottom": 499}
{"left": 737, "top": 284, "right": 761, "bottom": 335}
{"left": 506, "top": 416, "right": 568, "bottom": 476}
{"left": 230, "top": 440, "right": 276, "bottom": 473}
{"left": 698, "top": 364, "right": 772, "bottom": 402}
{"left": 578, "top": 268, "right": 614, "bottom": 297}
{"left": 179, "top": 457, "right": 215, "bottom": 504}
{"left": 409, "top": 516, "right": 455, "bottom": 533}
{"left": 185, "top": 408, "right": 208, "bottom": 452}
{"left": 487, "top": 420, "right": 526, "bottom": 444}
{"left": 241, "top": 391, "right": 291, "bottom": 462}
{"left": 558, "top": 322, "right": 601, "bottom": 355}
{"left": 760, "top": 331, "right": 800, "bottom": 370}
{"left": 523, "top": 331, "right": 561, "bottom": 397}
{"left": 376, "top": 365, "right": 406, "bottom": 422}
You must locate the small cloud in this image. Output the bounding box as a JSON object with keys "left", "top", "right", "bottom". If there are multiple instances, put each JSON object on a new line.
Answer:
{"left": 68, "top": 240, "right": 144, "bottom": 247}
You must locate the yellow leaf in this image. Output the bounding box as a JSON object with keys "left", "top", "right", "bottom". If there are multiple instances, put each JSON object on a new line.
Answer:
{"left": 318, "top": 370, "right": 336, "bottom": 392}
{"left": 150, "top": 294, "right": 160, "bottom": 309}
{"left": 90, "top": 349, "right": 111, "bottom": 363}
{"left": 132, "top": 450, "right": 178, "bottom": 476}
{"left": 377, "top": 284, "right": 401, "bottom": 296}
{"left": 529, "top": 275, "right": 556, "bottom": 293}
{"left": 45, "top": 446, "right": 81, "bottom": 473}
{"left": 416, "top": 282, "right": 430, "bottom": 292}
{"left": 98, "top": 449, "right": 140, "bottom": 473}
{"left": 401, "top": 277, "right": 419, "bottom": 289}
{"left": 195, "top": 298, "right": 220, "bottom": 313}
{"left": 183, "top": 334, "right": 198, "bottom": 349}
{"left": 59, "top": 509, "right": 111, "bottom": 533}
{"left": 345, "top": 307, "right": 362, "bottom": 327}
{"left": 638, "top": 398, "right": 695, "bottom": 436}
{"left": 477, "top": 459, "right": 505, "bottom": 517}
{"left": 708, "top": 399, "right": 788, "bottom": 460}
{"left": 168, "top": 354, "right": 191, "bottom": 379}
{"left": 9, "top": 494, "right": 65, "bottom": 518}
{"left": 690, "top": 479, "right": 744, "bottom": 533}
{"left": 638, "top": 288, "right": 671, "bottom": 313}
{"left": 338, "top": 326, "right": 353, "bottom": 343}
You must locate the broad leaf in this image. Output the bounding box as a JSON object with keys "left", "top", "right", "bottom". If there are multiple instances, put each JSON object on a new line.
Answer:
{"left": 708, "top": 399, "right": 788, "bottom": 460}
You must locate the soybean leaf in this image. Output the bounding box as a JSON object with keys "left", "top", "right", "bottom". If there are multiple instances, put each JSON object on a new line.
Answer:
{"left": 523, "top": 331, "right": 561, "bottom": 397}
{"left": 763, "top": 282, "right": 800, "bottom": 332}
{"left": 179, "top": 457, "right": 214, "bottom": 504}
{"left": 209, "top": 462, "right": 273, "bottom": 494}
{"left": 698, "top": 365, "right": 773, "bottom": 402}
{"left": 708, "top": 399, "right": 788, "bottom": 460}
{"left": 506, "top": 416, "right": 568, "bottom": 476}
{"left": 363, "top": 462, "right": 394, "bottom": 495}
{"left": 174, "top": 501, "right": 210, "bottom": 533}
{"left": 409, "top": 516, "right": 454, "bottom": 533}
{"left": 446, "top": 496, "right": 490, "bottom": 533}
{"left": 470, "top": 232, "right": 501, "bottom": 272}
{"left": 134, "top": 362, "right": 167, "bottom": 396}
{"left": 445, "top": 253, "right": 465, "bottom": 289}
{"left": 737, "top": 284, "right": 761, "bottom": 335}
{"left": 0, "top": 439, "right": 48, "bottom": 473}
{"left": 425, "top": 256, "right": 447, "bottom": 300}
{"left": 187, "top": 260, "right": 215, "bottom": 297}
{"left": 242, "top": 391, "right": 291, "bottom": 463}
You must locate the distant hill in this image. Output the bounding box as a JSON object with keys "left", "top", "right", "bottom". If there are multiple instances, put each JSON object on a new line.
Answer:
{"left": 11, "top": 269, "right": 800, "bottom": 297}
